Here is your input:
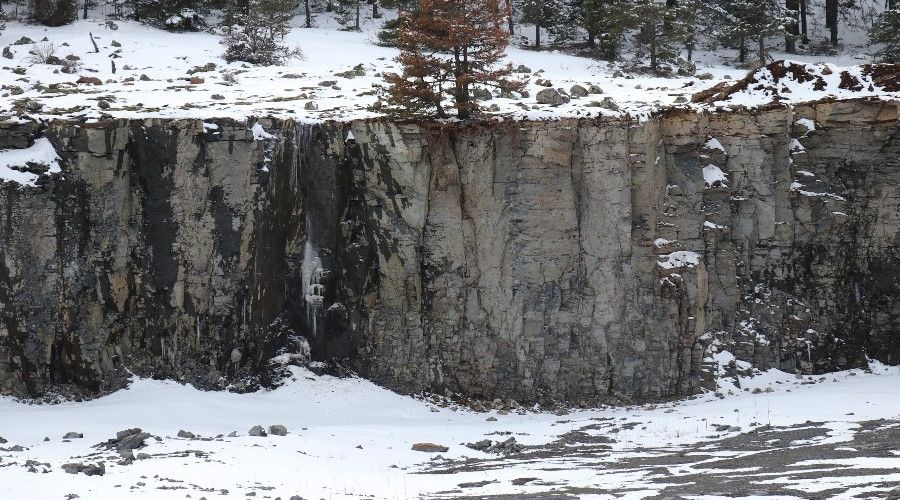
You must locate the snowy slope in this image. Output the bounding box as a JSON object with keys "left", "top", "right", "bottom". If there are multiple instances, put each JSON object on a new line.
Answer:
{"left": 0, "top": 14, "right": 896, "bottom": 124}
{"left": 1, "top": 363, "right": 899, "bottom": 499}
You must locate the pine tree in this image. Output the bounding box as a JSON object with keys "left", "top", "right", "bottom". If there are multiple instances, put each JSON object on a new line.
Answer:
{"left": 128, "top": 0, "right": 208, "bottom": 30}
{"left": 521, "top": 0, "right": 555, "bottom": 48}
{"left": 336, "top": 0, "right": 362, "bottom": 30}
{"left": 548, "top": 0, "right": 579, "bottom": 46}
{"left": 221, "top": 0, "right": 300, "bottom": 65}
{"left": 385, "top": 0, "right": 524, "bottom": 119}
{"left": 377, "top": 0, "right": 417, "bottom": 45}
{"left": 712, "top": 0, "right": 790, "bottom": 65}
{"left": 629, "top": 0, "right": 692, "bottom": 74}
{"left": 869, "top": 6, "right": 900, "bottom": 62}
{"left": 577, "top": 0, "right": 629, "bottom": 60}
{"left": 27, "top": 0, "right": 77, "bottom": 26}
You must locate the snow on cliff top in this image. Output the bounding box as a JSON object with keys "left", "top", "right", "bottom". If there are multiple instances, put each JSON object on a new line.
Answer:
{"left": 693, "top": 60, "right": 900, "bottom": 107}
{"left": 0, "top": 18, "right": 897, "bottom": 124}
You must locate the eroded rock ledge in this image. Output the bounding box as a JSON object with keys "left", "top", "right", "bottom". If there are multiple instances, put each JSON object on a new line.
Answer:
{"left": 1, "top": 98, "right": 897, "bottom": 403}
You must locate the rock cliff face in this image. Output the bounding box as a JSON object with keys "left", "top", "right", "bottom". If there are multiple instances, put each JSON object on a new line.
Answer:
{"left": 1, "top": 99, "right": 898, "bottom": 403}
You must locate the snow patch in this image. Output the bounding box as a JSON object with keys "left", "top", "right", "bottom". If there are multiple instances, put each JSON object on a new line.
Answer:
{"left": 251, "top": 122, "right": 275, "bottom": 141}
{"left": 703, "top": 164, "right": 728, "bottom": 188}
{"left": 658, "top": 250, "right": 700, "bottom": 270}
{"left": 0, "top": 138, "right": 61, "bottom": 186}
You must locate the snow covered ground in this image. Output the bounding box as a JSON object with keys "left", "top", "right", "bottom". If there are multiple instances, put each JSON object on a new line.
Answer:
{"left": 1, "top": 362, "right": 900, "bottom": 499}
{"left": 0, "top": 12, "right": 896, "bottom": 124}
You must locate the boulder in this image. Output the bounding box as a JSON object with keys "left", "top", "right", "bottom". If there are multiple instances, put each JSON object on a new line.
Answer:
{"left": 569, "top": 84, "right": 589, "bottom": 98}
{"left": 411, "top": 442, "right": 448, "bottom": 453}
{"left": 268, "top": 425, "right": 288, "bottom": 436}
{"left": 536, "top": 88, "right": 567, "bottom": 106}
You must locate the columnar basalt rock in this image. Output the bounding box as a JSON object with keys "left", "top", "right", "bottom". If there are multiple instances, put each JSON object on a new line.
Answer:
{"left": 0, "top": 99, "right": 897, "bottom": 403}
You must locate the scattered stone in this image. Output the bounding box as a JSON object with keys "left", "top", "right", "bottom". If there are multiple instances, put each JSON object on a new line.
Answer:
{"left": 97, "top": 99, "right": 110, "bottom": 109}
{"left": 696, "top": 72, "right": 714, "bottom": 81}
{"left": 612, "top": 69, "right": 625, "bottom": 78}
{"left": 63, "top": 432, "right": 83, "bottom": 439}
{"left": 486, "top": 416, "right": 497, "bottom": 422}
{"left": 534, "top": 78, "right": 553, "bottom": 87}
{"left": 458, "top": 480, "right": 496, "bottom": 488}
{"left": 588, "top": 84, "right": 604, "bottom": 94}
{"left": 62, "top": 462, "right": 105, "bottom": 476}
{"left": 674, "top": 95, "right": 688, "bottom": 103}
{"left": 189, "top": 76, "right": 204, "bottom": 85}
{"left": 97, "top": 428, "right": 151, "bottom": 457}
{"left": 13, "top": 36, "right": 34, "bottom": 46}
{"left": 514, "top": 64, "right": 531, "bottom": 73}
{"left": 12, "top": 67, "right": 26, "bottom": 75}
{"left": 304, "top": 101, "right": 318, "bottom": 110}
{"left": 2, "top": 47, "right": 13, "bottom": 59}
{"left": 0, "top": 436, "right": 6, "bottom": 444}
{"left": 136, "top": 453, "right": 151, "bottom": 460}
{"left": 553, "top": 407, "right": 569, "bottom": 416}
{"left": 227, "top": 431, "right": 239, "bottom": 437}
{"left": 188, "top": 62, "right": 216, "bottom": 74}
{"left": 511, "top": 477, "right": 538, "bottom": 485}
{"left": 9, "top": 86, "right": 24, "bottom": 95}
{"left": 318, "top": 80, "right": 337, "bottom": 87}
{"left": 177, "top": 430, "right": 196, "bottom": 439}
{"left": 487, "top": 103, "right": 500, "bottom": 112}
{"left": 569, "top": 84, "right": 589, "bottom": 98}
{"left": 536, "top": 88, "right": 567, "bottom": 106}
{"left": 110, "top": 40, "right": 121, "bottom": 48}
{"left": 490, "top": 436, "right": 523, "bottom": 454}
{"left": 465, "top": 439, "right": 492, "bottom": 451}
{"left": 599, "top": 96, "right": 620, "bottom": 111}
{"left": 25, "top": 100, "right": 43, "bottom": 112}
{"left": 248, "top": 425, "right": 267, "bottom": 437}
{"left": 473, "top": 87, "right": 492, "bottom": 101}
{"left": 334, "top": 64, "right": 366, "bottom": 78}
{"left": 139, "top": 74, "right": 151, "bottom": 81}
{"left": 76, "top": 76, "right": 102, "bottom": 85}
{"left": 411, "top": 442, "right": 448, "bottom": 453}
{"left": 268, "top": 425, "right": 288, "bottom": 436}
{"left": 282, "top": 73, "right": 302, "bottom": 79}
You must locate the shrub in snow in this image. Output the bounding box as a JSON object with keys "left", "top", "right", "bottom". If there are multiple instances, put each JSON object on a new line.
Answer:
{"left": 129, "top": 0, "right": 207, "bottom": 31}
{"left": 26, "top": 42, "right": 58, "bottom": 65}
{"left": 221, "top": 0, "right": 302, "bottom": 66}
{"left": 27, "top": 0, "right": 77, "bottom": 27}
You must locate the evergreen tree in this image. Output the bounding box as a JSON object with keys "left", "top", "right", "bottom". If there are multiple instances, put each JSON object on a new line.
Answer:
{"left": 129, "top": 0, "right": 209, "bottom": 30}
{"left": 336, "top": 0, "right": 362, "bottom": 30}
{"left": 385, "top": 0, "right": 524, "bottom": 119}
{"left": 547, "top": 0, "right": 579, "bottom": 46}
{"left": 711, "top": 0, "right": 790, "bottom": 65}
{"left": 869, "top": 6, "right": 900, "bottom": 62}
{"left": 521, "top": 0, "right": 553, "bottom": 48}
{"left": 376, "top": 0, "right": 417, "bottom": 45}
{"left": 577, "top": 0, "right": 629, "bottom": 60}
{"left": 27, "top": 0, "right": 77, "bottom": 26}
{"left": 221, "top": 0, "right": 300, "bottom": 65}
{"left": 629, "top": 0, "right": 692, "bottom": 73}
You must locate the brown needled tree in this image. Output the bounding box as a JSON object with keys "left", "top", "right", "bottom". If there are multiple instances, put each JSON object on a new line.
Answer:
{"left": 385, "top": 0, "right": 524, "bottom": 119}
